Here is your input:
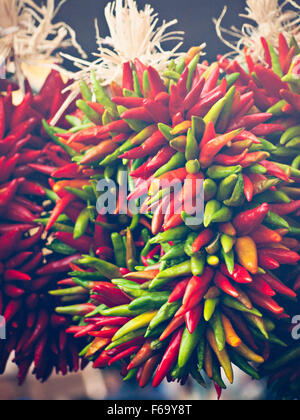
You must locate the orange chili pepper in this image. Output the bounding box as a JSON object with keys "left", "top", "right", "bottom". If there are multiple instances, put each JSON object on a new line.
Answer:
{"left": 235, "top": 236, "right": 258, "bottom": 275}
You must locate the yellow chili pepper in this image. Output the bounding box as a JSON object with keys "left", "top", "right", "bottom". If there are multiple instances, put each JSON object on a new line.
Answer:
{"left": 235, "top": 342, "right": 264, "bottom": 364}
{"left": 53, "top": 179, "right": 90, "bottom": 194}
{"left": 112, "top": 311, "right": 158, "bottom": 341}
{"left": 207, "top": 328, "right": 234, "bottom": 384}
{"left": 235, "top": 236, "right": 258, "bottom": 275}
{"left": 221, "top": 314, "right": 242, "bottom": 348}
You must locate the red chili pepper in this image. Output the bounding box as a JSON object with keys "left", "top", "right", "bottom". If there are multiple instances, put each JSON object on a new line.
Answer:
{"left": 120, "top": 131, "right": 167, "bottom": 159}
{"left": 54, "top": 231, "right": 93, "bottom": 253}
{"left": 220, "top": 263, "right": 253, "bottom": 284}
{"left": 147, "top": 66, "right": 166, "bottom": 98}
{"left": 121, "top": 107, "right": 154, "bottom": 123}
{"left": 214, "top": 149, "right": 248, "bottom": 166}
{"left": 185, "top": 304, "right": 203, "bottom": 334}
{"left": 280, "top": 89, "right": 300, "bottom": 112}
{"left": 248, "top": 275, "right": 276, "bottom": 297}
{"left": 247, "top": 80, "right": 273, "bottom": 111}
{"left": 143, "top": 99, "right": 170, "bottom": 124}
{"left": 131, "top": 146, "right": 175, "bottom": 179}
{"left": 5, "top": 200, "right": 36, "bottom": 224}
{"left": 183, "top": 77, "right": 205, "bottom": 110}
{"left": 17, "top": 225, "right": 44, "bottom": 251}
{"left": 228, "top": 112, "right": 272, "bottom": 131}
{"left": 0, "top": 228, "right": 22, "bottom": 260}
{"left": 45, "top": 193, "right": 75, "bottom": 231}
{"left": 252, "top": 123, "right": 285, "bottom": 136}
{"left": 167, "top": 278, "right": 190, "bottom": 304}
{"left": 260, "top": 37, "right": 272, "bottom": 68}
{"left": 122, "top": 62, "right": 134, "bottom": 91}
{"left": 178, "top": 268, "right": 214, "bottom": 315}
{"left": 108, "top": 345, "right": 140, "bottom": 366}
{"left": 152, "top": 327, "right": 184, "bottom": 387}
{"left": 192, "top": 229, "right": 214, "bottom": 253}
{"left": 258, "top": 273, "right": 296, "bottom": 298}
{"left": 11, "top": 92, "right": 32, "bottom": 127}
{"left": 233, "top": 203, "right": 269, "bottom": 236}
{"left": 199, "top": 129, "right": 242, "bottom": 168}
{"left": 242, "top": 174, "right": 254, "bottom": 202}
{"left": 5, "top": 251, "right": 32, "bottom": 269}
{"left": 112, "top": 96, "right": 144, "bottom": 108}
{"left": 4, "top": 284, "right": 25, "bottom": 298}
{"left": 250, "top": 225, "right": 282, "bottom": 244}
{"left": 214, "top": 271, "right": 239, "bottom": 298}
{"left": 259, "top": 248, "right": 300, "bottom": 265}
{"left": 4, "top": 269, "right": 31, "bottom": 282}
{"left": 254, "top": 64, "right": 287, "bottom": 97}
{"left": 36, "top": 254, "right": 81, "bottom": 276}
{"left": 187, "top": 89, "right": 224, "bottom": 120}
{"left": 247, "top": 290, "right": 284, "bottom": 315}
{"left": 0, "top": 179, "right": 19, "bottom": 207}
{"left": 269, "top": 200, "right": 300, "bottom": 216}
{"left": 258, "top": 253, "right": 280, "bottom": 270}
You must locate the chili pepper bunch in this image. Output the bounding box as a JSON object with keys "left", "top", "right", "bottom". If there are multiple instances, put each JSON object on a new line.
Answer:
{"left": 217, "top": 32, "right": 300, "bottom": 399}
{"left": 0, "top": 70, "right": 91, "bottom": 383}
{"left": 41, "top": 45, "right": 300, "bottom": 396}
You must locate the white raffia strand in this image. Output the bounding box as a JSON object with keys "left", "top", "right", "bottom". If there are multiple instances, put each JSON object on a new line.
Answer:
{"left": 214, "top": 0, "right": 300, "bottom": 65}
{"left": 0, "top": 0, "right": 86, "bottom": 91}
{"left": 50, "top": 0, "right": 195, "bottom": 125}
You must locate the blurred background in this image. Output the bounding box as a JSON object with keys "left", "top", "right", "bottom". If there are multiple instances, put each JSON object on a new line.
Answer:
{"left": 54, "top": 0, "right": 247, "bottom": 69}
{"left": 0, "top": 0, "right": 279, "bottom": 400}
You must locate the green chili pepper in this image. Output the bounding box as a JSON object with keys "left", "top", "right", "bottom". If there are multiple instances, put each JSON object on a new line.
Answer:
{"left": 128, "top": 292, "right": 170, "bottom": 311}
{"left": 163, "top": 70, "right": 181, "bottom": 81}
{"left": 77, "top": 255, "right": 123, "bottom": 279}
{"left": 178, "top": 321, "right": 205, "bottom": 368}
{"left": 220, "top": 234, "right": 235, "bottom": 254}
{"left": 186, "top": 159, "right": 201, "bottom": 174}
{"left": 187, "top": 54, "right": 200, "bottom": 91}
{"left": 229, "top": 350, "right": 260, "bottom": 380}
{"left": 184, "top": 232, "right": 200, "bottom": 257}
{"left": 211, "top": 206, "right": 233, "bottom": 223}
{"left": 145, "top": 301, "right": 181, "bottom": 336}
{"left": 47, "top": 239, "right": 77, "bottom": 256}
{"left": 209, "top": 310, "right": 226, "bottom": 351}
{"left": 153, "top": 152, "right": 186, "bottom": 178}
{"left": 191, "top": 254, "right": 206, "bottom": 276}
{"left": 42, "top": 120, "right": 78, "bottom": 157}
{"left": 204, "top": 200, "right": 221, "bottom": 227}
{"left": 111, "top": 279, "right": 146, "bottom": 298}
{"left": 100, "top": 304, "right": 144, "bottom": 317}
{"left": 196, "top": 339, "right": 206, "bottom": 371}
{"left": 150, "top": 226, "right": 190, "bottom": 244}
{"left": 222, "top": 295, "right": 262, "bottom": 317}
{"left": 191, "top": 116, "right": 205, "bottom": 140}
{"left": 217, "top": 174, "right": 238, "bottom": 201}
{"left": 154, "top": 259, "right": 192, "bottom": 280}
{"left": 221, "top": 248, "right": 235, "bottom": 274}
{"left": 161, "top": 243, "right": 186, "bottom": 261}
{"left": 264, "top": 211, "right": 290, "bottom": 229}
{"left": 106, "top": 328, "right": 148, "bottom": 351}
{"left": 203, "top": 96, "right": 227, "bottom": 125}
{"left": 65, "top": 115, "right": 82, "bottom": 127}
{"left": 73, "top": 208, "right": 90, "bottom": 240}
{"left": 204, "top": 298, "right": 219, "bottom": 322}
{"left": 90, "top": 70, "right": 118, "bottom": 118}
{"left": 204, "top": 179, "right": 218, "bottom": 201}
{"left": 212, "top": 358, "right": 227, "bottom": 389}
{"left": 76, "top": 99, "right": 102, "bottom": 125}
{"left": 185, "top": 128, "right": 199, "bottom": 161}
{"left": 223, "top": 174, "right": 245, "bottom": 207}
{"left": 79, "top": 80, "right": 93, "bottom": 101}
{"left": 207, "top": 165, "right": 242, "bottom": 180}
{"left": 268, "top": 41, "right": 283, "bottom": 77}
